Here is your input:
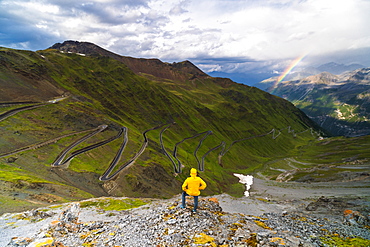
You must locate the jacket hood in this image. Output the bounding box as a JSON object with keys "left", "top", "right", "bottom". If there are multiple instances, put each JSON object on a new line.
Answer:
{"left": 190, "top": 168, "right": 197, "bottom": 177}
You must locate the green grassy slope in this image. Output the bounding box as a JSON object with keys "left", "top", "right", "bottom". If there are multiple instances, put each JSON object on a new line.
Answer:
{"left": 257, "top": 134, "right": 370, "bottom": 183}
{"left": 0, "top": 46, "right": 326, "bottom": 213}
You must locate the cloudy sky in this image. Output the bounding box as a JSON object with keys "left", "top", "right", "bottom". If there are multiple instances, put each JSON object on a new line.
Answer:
{"left": 1, "top": 0, "right": 370, "bottom": 84}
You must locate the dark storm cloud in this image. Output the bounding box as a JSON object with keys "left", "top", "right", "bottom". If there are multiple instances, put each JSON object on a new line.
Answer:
{"left": 0, "top": 5, "right": 58, "bottom": 50}
{"left": 0, "top": 21, "right": 57, "bottom": 50}
{"left": 0, "top": 0, "right": 169, "bottom": 51}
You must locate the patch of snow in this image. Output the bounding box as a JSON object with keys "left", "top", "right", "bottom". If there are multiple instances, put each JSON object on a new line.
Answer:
{"left": 233, "top": 174, "right": 253, "bottom": 197}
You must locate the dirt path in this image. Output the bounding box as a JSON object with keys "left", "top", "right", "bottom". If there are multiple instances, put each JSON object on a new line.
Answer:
{"left": 210, "top": 177, "right": 370, "bottom": 216}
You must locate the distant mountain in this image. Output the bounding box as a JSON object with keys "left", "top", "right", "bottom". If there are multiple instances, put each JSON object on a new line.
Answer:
{"left": 253, "top": 71, "right": 317, "bottom": 91}
{"left": 208, "top": 71, "right": 275, "bottom": 86}
{"left": 263, "top": 68, "right": 370, "bottom": 136}
{"left": 209, "top": 62, "right": 365, "bottom": 88}
{"left": 254, "top": 62, "right": 366, "bottom": 90}
{"left": 316, "top": 62, "right": 365, "bottom": 75}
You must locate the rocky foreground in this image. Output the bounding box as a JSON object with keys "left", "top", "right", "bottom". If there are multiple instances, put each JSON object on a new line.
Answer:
{"left": 1, "top": 194, "right": 369, "bottom": 247}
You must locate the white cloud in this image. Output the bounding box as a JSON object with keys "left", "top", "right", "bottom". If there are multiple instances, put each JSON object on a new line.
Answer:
{"left": 1, "top": 0, "right": 370, "bottom": 78}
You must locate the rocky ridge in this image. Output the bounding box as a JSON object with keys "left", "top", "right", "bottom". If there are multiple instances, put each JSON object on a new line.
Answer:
{"left": 49, "top": 41, "right": 209, "bottom": 83}
{"left": 1, "top": 194, "right": 369, "bottom": 247}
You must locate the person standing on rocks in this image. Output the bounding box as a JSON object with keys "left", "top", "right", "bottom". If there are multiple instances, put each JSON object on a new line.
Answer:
{"left": 181, "top": 168, "right": 207, "bottom": 212}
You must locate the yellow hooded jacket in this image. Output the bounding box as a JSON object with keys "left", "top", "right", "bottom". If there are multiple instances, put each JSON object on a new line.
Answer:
{"left": 182, "top": 168, "right": 207, "bottom": 196}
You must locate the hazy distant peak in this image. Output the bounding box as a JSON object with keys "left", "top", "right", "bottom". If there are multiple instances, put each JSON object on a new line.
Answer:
{"left": 343, "top": 67, "right": 370, "bottom": 83}
{"left": 316, "top": 62, "right": 365, "bottom": 75}
{"left": 303, "top": 72, "right": 339, "bottom": 84}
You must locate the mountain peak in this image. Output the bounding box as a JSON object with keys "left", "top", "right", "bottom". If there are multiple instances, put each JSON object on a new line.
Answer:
{"left": 169, "top": 60, "right": 207, "bottom": 77}
{"left": 49, "top": 40, "right": 208, "bottom": 82}
{"left": 343, "top": 67, "right": 370, "bottom": 83}
{"left": 303, "top": 71, "right": 339, "bottom": 84}
{"left": 49, "top": 40, "right": 108, "bottom": 56}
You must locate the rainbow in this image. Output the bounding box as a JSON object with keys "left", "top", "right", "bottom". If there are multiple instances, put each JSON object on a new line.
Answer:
{"left": 275, "top": 53, "right": 307, "bottom": 86}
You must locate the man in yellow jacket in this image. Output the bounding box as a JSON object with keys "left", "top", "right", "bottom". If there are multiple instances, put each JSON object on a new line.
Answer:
{"left": 181, "top": 168, "right": 207, "bottom": 212}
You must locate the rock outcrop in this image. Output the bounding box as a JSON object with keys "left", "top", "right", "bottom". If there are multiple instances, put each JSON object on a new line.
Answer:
{"left": 2, "top": 196, "right": 369, "bottom": 246}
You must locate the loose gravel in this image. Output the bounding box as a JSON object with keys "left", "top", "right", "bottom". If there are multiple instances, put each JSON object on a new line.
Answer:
{"left": 1, "top": 194, "right": 369, "bottom": 247}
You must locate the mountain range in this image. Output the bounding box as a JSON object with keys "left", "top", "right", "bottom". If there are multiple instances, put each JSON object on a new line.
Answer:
{"left": 209, "top": 62, "right": 365, "bottom": 86}
{"left": 1, "top": 41, "right": 369, "bottom": 214}
{"left": 256, "top": 68, "right": 370, "bottom": 136}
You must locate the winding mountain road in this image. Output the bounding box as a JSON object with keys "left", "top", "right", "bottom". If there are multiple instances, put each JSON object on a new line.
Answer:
{"left": 0, "top": 103, "right": 49, "bottom": 122}
{"left": 1, "top": 99, "right": 320, "bottom": 182}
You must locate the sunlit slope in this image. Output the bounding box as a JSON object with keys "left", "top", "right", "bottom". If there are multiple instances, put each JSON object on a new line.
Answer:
{"left": 266, "top": 70, "right": 370, "bottom": 137}
{"left": 0, "top": 46, "right": 322, "bottom": 212}
{"left": 257, "top": 134, "right": 370, "bottom": 183}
